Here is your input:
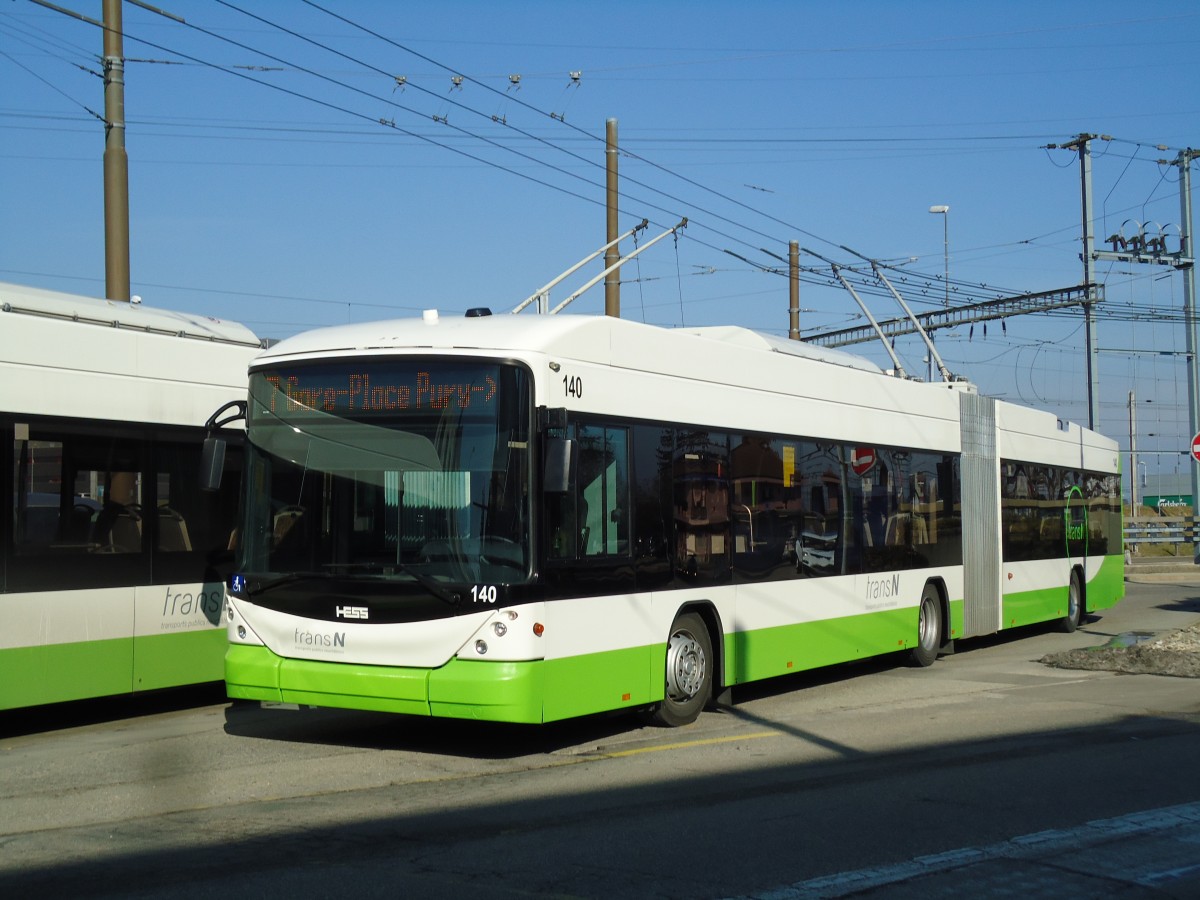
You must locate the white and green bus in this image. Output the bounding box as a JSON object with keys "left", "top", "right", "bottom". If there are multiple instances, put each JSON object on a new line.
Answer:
{"left": 1, "top": 282, "right": 261, "bottom": 711}
{"left": 220, "top": 310, "right": 1123, "bottom": 726}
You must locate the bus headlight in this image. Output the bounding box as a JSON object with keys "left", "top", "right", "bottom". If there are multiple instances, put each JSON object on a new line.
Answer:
{"left": 492, "top": 622, "right": 507, "bottom": 637}
{"left": 475, "top": 640, "right": 488, "bottom": 655}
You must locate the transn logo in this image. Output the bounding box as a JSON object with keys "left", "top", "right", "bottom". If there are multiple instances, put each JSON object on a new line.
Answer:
{"left": 335, "top": 605, "right": 369, "bottom": 620}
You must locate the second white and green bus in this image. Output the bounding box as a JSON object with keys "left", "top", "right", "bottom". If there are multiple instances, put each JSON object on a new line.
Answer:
{"left": 1, "top": 282, "right": 261, "bottom": 711}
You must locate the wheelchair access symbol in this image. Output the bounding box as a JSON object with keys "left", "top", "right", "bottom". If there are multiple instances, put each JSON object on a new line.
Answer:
{"left": 231, "top": 574, "right": 247, "bottom": 594}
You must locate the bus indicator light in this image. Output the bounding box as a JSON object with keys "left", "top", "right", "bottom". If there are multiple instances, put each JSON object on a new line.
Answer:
{"left": 533, "top": 623, "right": 544, "bottom": 637}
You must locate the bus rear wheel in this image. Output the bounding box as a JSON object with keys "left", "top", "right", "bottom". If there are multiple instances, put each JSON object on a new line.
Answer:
{"left": 908, "top": 585, "right": 942, "bottom": 668}
{"left": 651, "top": 612, "right": 712, "bottom": 727}
{"left": 1057, "top": 571, "right": 1083, "bottom": 633}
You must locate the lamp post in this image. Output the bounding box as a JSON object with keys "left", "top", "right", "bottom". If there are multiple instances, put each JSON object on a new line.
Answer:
{"left": 928, "top": 205, "right": 949, "bottom": 308}
{"left": 927, "top": 205, "right": 950, "bottom": 381}
{"left": 1129, "top": 389, "right": 1138, "bottom": 513}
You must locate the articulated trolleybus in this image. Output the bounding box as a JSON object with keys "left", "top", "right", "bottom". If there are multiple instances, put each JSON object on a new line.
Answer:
{"left": 221, "top": 310, "right": 1123, "bottom": 726}
{"left": 1, "top": 282, "right": 261, "bottom": 711}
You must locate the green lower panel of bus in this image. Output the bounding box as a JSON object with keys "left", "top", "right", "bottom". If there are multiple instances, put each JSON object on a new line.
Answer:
{"left": 0, "top": 629, "right": 225, "bottom": 711}
{"left": 1086, "top": 553, "right": 1125, "bottom": 611}
{"left": 1002, "top": 554, "right": 1125, "bottom": 629}
{"left": 134, "top": 628, "right": 227, "bottom": 691}
{"left": 725, "top": 601, "right": 965, "bottom": 686}
{"left": 225, "top": 601, "right": 968, "bottom": 723}
{"left": 226, "top": 643, "right": 655, "bottom": 724}
{"left": 0, "top": 638, "right": 132, "bottom": 711}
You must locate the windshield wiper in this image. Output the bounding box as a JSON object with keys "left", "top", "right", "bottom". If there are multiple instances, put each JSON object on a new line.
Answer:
{"left": 320, "top": 561, "right": 462, "bottom": 608}
{"left": 395, "top": 562, "right": 462, "bottom": 608}
{"left": 239, "top": 571, "right": 334, "bottom": 597}
{"left": 241, "top": 565, "right": 461, "bottom": 608}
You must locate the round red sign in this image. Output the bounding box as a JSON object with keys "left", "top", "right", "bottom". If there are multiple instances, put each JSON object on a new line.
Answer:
{"left": 851, "top": 447, "right": 876, "bottom": 476}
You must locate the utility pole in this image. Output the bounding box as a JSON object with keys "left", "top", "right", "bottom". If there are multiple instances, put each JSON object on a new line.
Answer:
{"left": 1056, "top": 134, "right": 1104, "bottom": 430}
{"left": 1174, "top": 148, "right": 1199, "bottom": 549}
{"left": 102, "top": 0, "right": 130, "bottom": 302}
{"left": 788, "top": 241, "right": 800, "bottom": 340}
{"left": 604, "top": 118, "right": 619, "bottom": 317}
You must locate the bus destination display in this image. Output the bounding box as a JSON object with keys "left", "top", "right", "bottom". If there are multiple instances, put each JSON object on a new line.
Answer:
{"left": 257, "top": 368, "right": 498, "bottom": 415}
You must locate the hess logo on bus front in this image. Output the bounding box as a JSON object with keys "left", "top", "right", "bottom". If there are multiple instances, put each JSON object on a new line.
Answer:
{"left": 335, "top": 605, "right": 369, "bottom": 620}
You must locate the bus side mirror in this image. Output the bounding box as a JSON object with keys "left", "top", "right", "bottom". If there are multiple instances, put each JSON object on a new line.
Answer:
{"left": 200, "top": 399, "right": 247, "bottom": 492}
{"left": 544, "top": 438, "right": 574, "bottom": 493}
{"left": 200, "top": 435, "right": 227, "bottom": 492}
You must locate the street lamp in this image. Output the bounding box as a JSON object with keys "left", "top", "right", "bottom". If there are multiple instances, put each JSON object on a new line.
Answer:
{"left": 928, "top": 205, "right": 949, "bottom": 308}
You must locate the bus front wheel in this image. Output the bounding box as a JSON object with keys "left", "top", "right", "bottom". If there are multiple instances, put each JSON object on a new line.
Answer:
{"left": 651, "top": 612, "right": 712, "bottom": 727}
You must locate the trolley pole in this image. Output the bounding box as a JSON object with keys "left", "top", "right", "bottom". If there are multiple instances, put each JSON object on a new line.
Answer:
{"left": 102, "top": 0, "right": 130, "bottom": 302}
{"left": 604, "top": 118, "right": 620, "bottom": 318}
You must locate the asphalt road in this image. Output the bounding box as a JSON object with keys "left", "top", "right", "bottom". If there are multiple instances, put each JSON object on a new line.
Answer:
{"left": 2, "top": 580, "right": 1198, "bottom": 899}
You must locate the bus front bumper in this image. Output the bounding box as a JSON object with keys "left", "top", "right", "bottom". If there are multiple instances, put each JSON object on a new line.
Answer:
{"left": 225, "top": 644, "right": 545, "bottom": 723}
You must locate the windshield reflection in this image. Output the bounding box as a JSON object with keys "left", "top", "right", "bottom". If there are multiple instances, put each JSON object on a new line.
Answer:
{"left": 239, "top": 359, "right": 531, "bottom": 588}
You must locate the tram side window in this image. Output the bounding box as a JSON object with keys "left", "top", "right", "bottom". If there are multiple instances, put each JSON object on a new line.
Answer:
{"left": 1086, "top": 472, "right": 1119, "bottom": 556}
{"left": 152, "top": 440, "right": 243, "bottom": 581}
{"left": 631, "top": 424, "right": 672, "bottom": 563}
{"left": 794, "top": 442, "right": 844, "bottom": 577}
{"left": 12, "top": 431, "right": 143, "bottom": 556}
{"left": 731, "top": 434, "right": 806, "bottom": 581}
{"left": 546, "top": 423, "right": 631, "bottom": 560}
{"left": 673, "top": 430, "right": 730, "bottom": 583}
{"left": 1001, "top": 461, "right": 1080, "bottom": 561}
{"left": 847, "top": 447, "right": 960, "bottom": 574}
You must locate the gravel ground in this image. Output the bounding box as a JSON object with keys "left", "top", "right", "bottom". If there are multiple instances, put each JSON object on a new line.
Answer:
{"left": 1041, "top": 624, "right": 1200, "bottom": 678}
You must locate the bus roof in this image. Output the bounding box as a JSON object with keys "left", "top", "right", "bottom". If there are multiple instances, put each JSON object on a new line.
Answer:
{"left": 0, "top": 281, "right": 262, "bottom": 348}
{"left": 255, "top": 310, "right": 884, "bottom": 375}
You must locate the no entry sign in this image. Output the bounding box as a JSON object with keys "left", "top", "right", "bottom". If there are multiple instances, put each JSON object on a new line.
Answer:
{"left": 851, "top": 447, "right": 876, "bottom": 476}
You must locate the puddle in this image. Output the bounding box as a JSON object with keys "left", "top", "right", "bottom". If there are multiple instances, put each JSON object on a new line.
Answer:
{"left": 1101, "top": 632, "right": 1155, "bottom": 649}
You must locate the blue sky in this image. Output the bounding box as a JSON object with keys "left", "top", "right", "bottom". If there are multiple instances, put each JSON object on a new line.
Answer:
{"left": 2, "top": 1, "right": 1198, "bottom": 485}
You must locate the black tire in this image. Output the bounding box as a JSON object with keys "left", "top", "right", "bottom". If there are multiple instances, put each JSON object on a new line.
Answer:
{"left": 651, "top": 612, "right": 713, "bottom": 727}
{"left": 1057, "top": 570, "right": 1083, "bottom": 633}
{"left": 908, "top": 584, "right": 942, "bottom": 668}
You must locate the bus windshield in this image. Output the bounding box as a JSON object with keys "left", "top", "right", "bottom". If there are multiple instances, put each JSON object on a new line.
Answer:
{"left": 240, "top": 359, "right": 532, "bottom": 590}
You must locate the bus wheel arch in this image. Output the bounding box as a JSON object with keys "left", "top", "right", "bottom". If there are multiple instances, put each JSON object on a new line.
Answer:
{"left": 650, "top": 604, "right": 722, "bottom": 727}
{"left": 908, "top": 579, "right": 947, "bottom": 668}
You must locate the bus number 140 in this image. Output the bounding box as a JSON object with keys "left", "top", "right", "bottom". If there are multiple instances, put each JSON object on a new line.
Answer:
{"left": 471, "top": 585, "right": 498, "bottom": 604}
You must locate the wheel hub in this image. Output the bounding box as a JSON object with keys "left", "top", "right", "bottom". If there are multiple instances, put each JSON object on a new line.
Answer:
{"left": 666, "top": 630, "right": 706, "bottom": 701}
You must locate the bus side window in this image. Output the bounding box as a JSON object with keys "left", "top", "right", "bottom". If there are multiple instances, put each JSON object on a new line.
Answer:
{"left": 576, "top": 424, "right": 630, "bottom": 558}
{"left": 546, "top": 423, "right": 631, "bottom": 561}
{"left": 672, "top": 431, "right": 730, "bottom": 583}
